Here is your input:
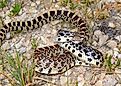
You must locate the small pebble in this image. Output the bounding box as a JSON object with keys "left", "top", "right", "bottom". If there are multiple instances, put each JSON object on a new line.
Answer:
{"left": 112, "top": 48, "right": 121, "bottom": 59}
{"left": 19, "top": 47, "right": 26, "bottom": 54}
{"left": 29, "top": 8, "right": 38, "bottom": 13}
{"left": 60, "top": 76, "right": 67, "bottom": 85}
{"left": 1, "top": 11, "right": 5, "bottom": 18}
{"left": 106, "top": 50, "right": 113, "bottom": 57}
{"left": 5, "top": 10, "right": 10, "bottom": 16}
{"left": 115, "top": 35, "right": 121, "bottom": 42}
{"left": 116, "top": 84, "right": 121, "bottom": 86}
{"left": 99, "top": 35, "right": 108, "bottom": 46}
{"left": 15, "top": 42, "right": 22, "bottom": 49}
{"left": 8, "top": 0, "right": 15, "bottom": 2}
{"left": 94, "top": 30, "right": 102, "bottom": 38}
{"left": 18, "top": 9, "right": 23, "bottom": 15}
{"left": 1, "top": 41, "right": 10, "bottom": 50}
{"left": 107, "top": 40, "right": 117, "bottom": 48}
{"left": 102, "top": 75, "right": 117, "bottom": 86}
{"left": 36, "top": 0, "right": 40, "bottom": 5}
{"left": 55, "top": 4, "right": 59, "bottom": 8}
{"left": 108, "top": 22, "right": 116, "bottom": 28}
{"left": 64, "top": 69, "right": 72, "bottom": 76}
{"left": 31, "top": 2, "right": 36, "bottom": 7}
{"left": 117, "top": 54, "right": 121, "bottom": 59}
{"left": 6, "top": 32, "right": 11, "bottom": 39}
{"left": 78, "top": 75, "right": 85, "bottom": 86}
{"left": 92, "top": 41, "right": 98, "bottom": 46}
{"left": 95, "top": 80, "right": 102, "bottom": 86}
{"left": 4, "top": 16, "right": 11, "bottom": 24}
{"left": 107, "top": 0, "right": 116, "bottom": 3}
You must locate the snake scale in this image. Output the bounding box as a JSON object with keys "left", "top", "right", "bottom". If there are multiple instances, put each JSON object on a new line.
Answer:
{"left": 0, "top": 9, "right": 104, "bottom": 75}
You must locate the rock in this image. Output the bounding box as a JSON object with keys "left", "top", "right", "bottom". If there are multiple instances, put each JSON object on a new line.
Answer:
{"left": 60, "top": 76, "right": 67, "bottom": 85}
{"left": 24, "top": 40, "right": 30, "bottom": 47}
{"left": 8, "top": 0, "right": 15, "bottom": 3}
{"left": 107, "top": 40, "right": 117, "bottom": 48}
{"left": 40, "top": 36, "right": 47, "bottom": 44}
{"left": 116, "top": 68, "right": 121, "bottom": 74}
{"left": 19, "top": 47, "right": 26, "bottom": 54}
{"left": 0, "top": 75, "right": 4, "bottom": 80}
{"left": 99, "top": 35, "right": 108, "bottom": 46}
{"left": 102, "top": 75, "right": 117, "bottom": 86}
{"left": 1, "top": 11, "right": 5, "bottom": 18}
{"left": 107, "top": 0, "right": 115, "bottom": 2}
{"left": 95, "top": 80, "right": 102, "bottom": 86}
{"left": 64, "top": 69, "right": 72, "bottom": 76}
{"left": 52, "top": 0, "right": 59, "bottom": 3}
{"left": 115, "top": 35, "right": 121, "bottom": 42}
{"left": 118, "top": 54, "right": 121, "bottom": 59}
{"left": 112, "top": 48, "right": 121, "bottom": 59}
{"left": 15, "top": 41, "right": 22, "bottom": 49}
{"left": 31, "top": 2, "right": 36, "bottom": 7}
{"left": 29, "top": 8, "right": 38, "bottom": 13}
{"left": 108, "top": 22, "right": 116, "bottom": 28}
{"left": 1, "top": 78, "right": 10, "bottom": 86}
{"left": 84, "top": 70, "right": 93, "bottom": 81}
{"left": 0, "top": 20, "right": 3, "bottom": 29}
{"left": 4, "top": 16, "right": 11, "bottom": 24}
{"left": 106, "top": 50, "right": 113, "bottom": 57}
{"left": 92, "top": 41, "right": 98, "bottom": 46}
{"left": 93, "top": 30, "right": 103, "bottom": 41}
{"left": 78, "top": 75, "right": 85, "bottom": 86}
{"left": 113, "top": 48, "right": 120, "bottom": 58}
{"left": 1, "top": 41, "right": 10, "bottom": 50}
{"left": 26, "top": 53, "right": 32, "bottom": 60}
{"left": 116, "top": 84, "right": 121, "bottom": 86}
{"left": 5, "top": 10, "right": 10, "bottom": 16}
{"left": 36, "top": 0, "right": 40, "bottom": 5}
{"left": 18, "top": 9, "right": 23, "bottom": 15}
{"left": 55, "top": 4, "right": 59, "bottom": 8}
{"left": 6, "top": 32, "right": 11, "bottom": 39}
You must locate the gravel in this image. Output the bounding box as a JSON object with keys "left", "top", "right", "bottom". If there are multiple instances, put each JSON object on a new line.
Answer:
{"left": 0, "top": 0, "right": 121, "bottom": 86}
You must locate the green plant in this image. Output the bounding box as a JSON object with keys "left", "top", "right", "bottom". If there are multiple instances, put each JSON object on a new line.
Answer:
{"left": 75, "top": 81, "right": 78, "bottom": 86}
{"left": 10, "top": 3, "right": 22, "bottom": 16}
{"left": 81, "top": 0, "right": 95, "bottom": 7}
{"left": 0, "top": 0, "right": 8, "bottom": 8}
{"left": 104, "top": 54, "right": 121, "bottom": 72}
{"left": 60, "top": 0, "right": 79, "bottom": 10}
{"left": 69, "top": 2, "right": 78, "bottom": 10}
{"left": 31, "top": 38, "right": 38, "bottom": 49}
{"left": 5, "top": 52, "right": 34, "bottom": 86}
{"left": 60, "top": 0, "right": 69, "bottom": 6}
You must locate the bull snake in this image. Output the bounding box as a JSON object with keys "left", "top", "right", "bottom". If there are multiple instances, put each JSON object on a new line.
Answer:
{"left": 0, "top": 9, "right": 104, "bottom": 75}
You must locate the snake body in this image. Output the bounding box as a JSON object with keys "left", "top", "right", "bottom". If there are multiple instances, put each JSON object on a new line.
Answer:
{"left": 34, "top": 30, "right": 103, "bottom": 75}
{"left": 1, "top": 9, "right": 88, "bottom": 44}
{"left": 0, "top": 9, "right": 104, "bottom": 75}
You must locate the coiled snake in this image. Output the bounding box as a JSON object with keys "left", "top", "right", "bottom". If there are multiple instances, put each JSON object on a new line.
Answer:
{"left": 0, "top": 9, "right": 104, "bottom": 75}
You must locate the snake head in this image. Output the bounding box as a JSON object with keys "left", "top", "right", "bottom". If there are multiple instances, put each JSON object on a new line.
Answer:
{"left": 54, "top": 30, "right": 86, "bottom": 43}
{"left": 54, "top": 30, "right": 75, "bottom": 43}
